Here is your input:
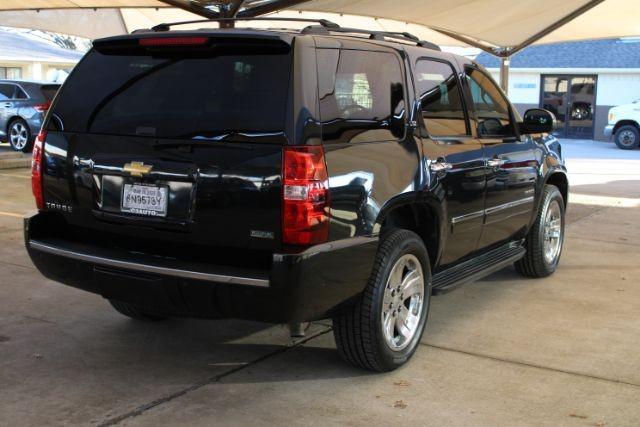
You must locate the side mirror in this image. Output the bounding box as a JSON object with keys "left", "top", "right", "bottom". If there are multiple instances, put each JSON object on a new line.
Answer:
{"left": 520, "top": 108, "right": 556, "bottom": 134}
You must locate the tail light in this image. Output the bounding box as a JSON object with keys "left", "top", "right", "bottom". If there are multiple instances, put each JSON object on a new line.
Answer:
{"left": 282, "top": 146, "right": 330, "bottom": 245}
{"left": 33, "top": 102, "right": 51, "bottom": 113}
{"left": 31, "top": 130, "right": 46, "bottom": 210}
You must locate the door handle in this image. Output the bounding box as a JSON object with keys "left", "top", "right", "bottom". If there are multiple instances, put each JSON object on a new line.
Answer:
{"left": 3, "top": 102, "right": 11, "bottom": 108}
{"left": 487, "top": 158, "right": 505, "bottom": 168}
{"left": 429, "top": 160, "right": 453, "bottom": 173}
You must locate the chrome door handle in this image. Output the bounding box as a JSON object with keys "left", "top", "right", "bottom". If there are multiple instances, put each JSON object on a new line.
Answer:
{"left": 429, "top": 161, "right": 453, "bottom": 173}
{"left": 3, "top": 102, "right": 11, "bottom": 108}
{"left": 487, "top": 158, "right": 505, "bottom": 168}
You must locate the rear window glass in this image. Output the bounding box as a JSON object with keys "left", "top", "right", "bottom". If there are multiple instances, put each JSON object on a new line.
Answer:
{"left": 40, "top": 85, "right": 60, "bottom": 101}
{"left": 49, "top": 49, "right": 291, "bottom": 139}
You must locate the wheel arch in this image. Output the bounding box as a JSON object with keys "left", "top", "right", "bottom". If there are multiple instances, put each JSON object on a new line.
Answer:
{"left": 375, "top": 195, "right": 443, "bottom": 268}
{"left": 613, "top": 120, "right": 639, "bottom": 134}
{"left": 545, "top": 171, "right": 569, "bottom": 207}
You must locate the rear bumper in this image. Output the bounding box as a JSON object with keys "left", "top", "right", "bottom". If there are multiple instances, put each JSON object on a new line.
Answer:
{"left": 25, "top": 212, "right": 378, "bottom": 323}
{"left": 604, "top": 124, "right": 614, "bottom": 140}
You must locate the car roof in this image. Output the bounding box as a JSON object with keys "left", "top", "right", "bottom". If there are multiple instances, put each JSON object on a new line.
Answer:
{"left": 0, "top": 79, "right": 60, "bottom": 87}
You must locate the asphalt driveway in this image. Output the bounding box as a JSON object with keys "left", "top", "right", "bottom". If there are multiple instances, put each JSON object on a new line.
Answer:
{"left": 0, "top": 140, "right": 639, "bottom": 426}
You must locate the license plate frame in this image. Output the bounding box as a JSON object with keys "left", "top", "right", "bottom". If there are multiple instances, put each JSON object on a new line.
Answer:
{"left": 121, "top": 183, "right": 169, "bottom": 217}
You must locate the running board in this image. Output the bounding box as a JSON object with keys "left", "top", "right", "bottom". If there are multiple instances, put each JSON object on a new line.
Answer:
{"left": 432, "top": 243, "right": 526, "bottom": 294}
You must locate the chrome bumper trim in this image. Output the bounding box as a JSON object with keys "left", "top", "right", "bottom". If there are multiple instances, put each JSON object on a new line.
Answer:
{"left": 29, "top": 240, "right": 270, "bottom": 288}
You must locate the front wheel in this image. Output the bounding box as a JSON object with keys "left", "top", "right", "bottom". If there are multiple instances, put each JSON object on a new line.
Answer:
{"left": 333, "top": 229, "right": 431, "bottom": 372}
{"left": 614, "top": 125, "right": 639, "bottom": 150}
{"left": 516, "top": 185, "right": 565, "bottom": 277}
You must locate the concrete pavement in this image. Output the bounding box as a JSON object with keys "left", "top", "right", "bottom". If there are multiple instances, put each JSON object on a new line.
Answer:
{"left": 0, "top": 140, "right": 639, "bottom": 426}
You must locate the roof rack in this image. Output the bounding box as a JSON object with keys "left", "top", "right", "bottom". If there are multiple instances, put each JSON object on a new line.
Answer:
{"left": 301, "top": 25, "right": 441, "bottom": 51}
{"left": 150, "top": 17, "right": 340, "bottom": 32}
{"left": 146, "top": 17, "right": 440, "bottom": 51}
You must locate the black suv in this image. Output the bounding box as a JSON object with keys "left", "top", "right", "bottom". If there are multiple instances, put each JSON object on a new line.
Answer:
{"left": 25, "top": 19, "right": 568, "bottom": 372}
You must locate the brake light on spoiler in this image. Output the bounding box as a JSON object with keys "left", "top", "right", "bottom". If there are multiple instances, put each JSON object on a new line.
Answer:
{"left": 282, "top": 146, "right": 330, "bottom": 246}
{"left": 138, "top": 36, "right": 209, "bottom": 47}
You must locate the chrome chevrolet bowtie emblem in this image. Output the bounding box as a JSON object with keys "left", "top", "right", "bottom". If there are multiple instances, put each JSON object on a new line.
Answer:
{"left": 123, "top": 162, "right": 153, "bottom": 177}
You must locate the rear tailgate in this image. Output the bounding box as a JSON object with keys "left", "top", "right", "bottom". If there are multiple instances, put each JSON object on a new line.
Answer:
{"left": 42, "top": 34, "right": 292, "bottom": 255}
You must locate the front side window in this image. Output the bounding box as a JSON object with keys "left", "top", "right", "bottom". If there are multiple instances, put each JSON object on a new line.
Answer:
{"left": 318, "top": 49, "right": 406, "bottom": 143}
{"left": 416, "top": 59, "right": 468, "bottom": 137}
{"left": 466, "top": 67, "right": 515, "bottom": 137}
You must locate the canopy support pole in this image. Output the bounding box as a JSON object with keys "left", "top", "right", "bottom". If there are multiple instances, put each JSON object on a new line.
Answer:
{"left": 500, "top": 56, "right": 510, "bottom": 94}
{"left": 220, "top": 0, "right": 246, "bottom": 28}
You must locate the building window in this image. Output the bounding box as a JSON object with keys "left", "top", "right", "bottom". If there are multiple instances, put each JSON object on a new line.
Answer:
{"left": 0, "top": 67, "right": 22, "bottom": 79}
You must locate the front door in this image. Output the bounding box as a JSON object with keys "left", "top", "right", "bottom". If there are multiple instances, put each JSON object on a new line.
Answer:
{"left": 465, "top": 66, "right": 538, "bottom": 249}
{"left": 415, "top": 58, "right": 485, "bottom": 266}
{"left": 541, "top": 75, "right": 597, "bottom": 139}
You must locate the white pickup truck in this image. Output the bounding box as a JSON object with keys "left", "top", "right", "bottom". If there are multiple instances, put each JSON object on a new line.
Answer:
{"left": 605, "top": 100, "right": 640, "bottom": 149}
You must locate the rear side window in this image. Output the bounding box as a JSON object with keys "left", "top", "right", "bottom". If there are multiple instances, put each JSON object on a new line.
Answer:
{"left": 465, "top": 67, "right": 515, "bottom": 137}
{"left": 49, "top": 49, "right": 291, "bottom": 139}
{"left": 0, "top": 84, "right": 15, "bottom": 100}
{"left": 318, "top": 49, "right": 406, "bottom": 143}
{"left": 416, "top": 59, "right": 468, "bottom": 137}
{"left": 40, "top": 85, "right": 60, "bottom": 101}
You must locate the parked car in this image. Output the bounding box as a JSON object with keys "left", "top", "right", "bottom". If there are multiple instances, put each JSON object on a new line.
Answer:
{"left": 0, "top": 80, "right": 60, "bottom": 152}
{"left": 24, "top": 19, "right": 568, "bottom": 372}
{"left": 604, "top": 100, "right": 640, "bottom": 149}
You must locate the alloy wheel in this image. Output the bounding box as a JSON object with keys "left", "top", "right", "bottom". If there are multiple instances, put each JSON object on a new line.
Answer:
{"left": 9, "top": 122, "right": 28, "bottom": 150}
{"left": 543, "top": 200, "right": 563, "bottom": 265}
{"left": 381, "top": 254, "right": 425, "bottom": 351}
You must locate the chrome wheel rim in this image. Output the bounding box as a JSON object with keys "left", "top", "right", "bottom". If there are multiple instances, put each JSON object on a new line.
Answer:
{"left": 381, "top": 254, "right": 425, "bottom": 351}
{"left": 619, "top": 130, "right": 636, "bottom": 147}
{"left": 9, "top": 122, "right": 28, "bottom": 150}
{"left": 543, "top": 200, "right": 563, "bottom": 265}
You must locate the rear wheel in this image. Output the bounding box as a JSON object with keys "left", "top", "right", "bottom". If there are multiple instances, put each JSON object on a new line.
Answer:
{"left": 8, "top": 119, "right": 32, "bottom": 152}
{"left": 333, "top": 229, "right": 431, "bottom": 372}
{"left": 614, "top": 125, "right": 639, "bottom": 150}
{"left": 109, "top": 300, "right": 168, "bottom": 321}
{"left": 516, "top": 185, "right": 565, "bottom": 278}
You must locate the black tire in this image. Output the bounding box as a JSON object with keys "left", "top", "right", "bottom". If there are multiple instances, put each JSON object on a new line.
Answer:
{"left": 332, "top": 229, "right": 431, "bottom": 372}
{"left": 7, "top": 118, "right": 33, "bottom": 153}
{"left": 109, "top": 300, "right": 168, "bottom": 321}
{"left": 516, "top": 185, "right": 565, "bottom": 278}
{"left": 614, "top": 125, "right": 640, "bottom": 150}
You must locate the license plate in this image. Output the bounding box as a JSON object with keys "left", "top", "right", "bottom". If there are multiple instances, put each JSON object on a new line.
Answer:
{"left": 121, "top": 184, "right": 168, "bottom": 217}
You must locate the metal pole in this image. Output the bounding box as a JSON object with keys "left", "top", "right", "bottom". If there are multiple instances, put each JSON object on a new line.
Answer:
{"left": 500, "top": 56, "right": 510, "bottom": 95}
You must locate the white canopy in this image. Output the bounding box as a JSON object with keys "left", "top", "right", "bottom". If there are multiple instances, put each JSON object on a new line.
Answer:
{"left": 1, "top": 0, "right": 639, "bottom": 55}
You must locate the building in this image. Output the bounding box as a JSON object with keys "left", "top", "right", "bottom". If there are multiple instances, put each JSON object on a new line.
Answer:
{"left": 0, "top": 28, "right": 84, "bottom": 82}
{"left": 475, "top": 38, "right": 640, "bottom": 140}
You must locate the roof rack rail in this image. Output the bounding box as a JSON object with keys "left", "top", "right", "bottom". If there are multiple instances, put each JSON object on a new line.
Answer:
{"left": 301, "top": 26, "right": 441, "bottom": 51}
{"left": 150, "top": 17, "right": 340, "bottom": 32}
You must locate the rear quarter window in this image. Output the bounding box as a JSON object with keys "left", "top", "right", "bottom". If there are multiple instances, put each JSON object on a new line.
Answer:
{"left": 317, "top": 49, "right": 406, "bottom": 144}
{"left": 40, "top": 85, "right": 61, "bottom": 101}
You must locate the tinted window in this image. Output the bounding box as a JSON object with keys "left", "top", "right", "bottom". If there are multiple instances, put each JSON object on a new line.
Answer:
{"left": 318, "top": 49, "right": 405, "bottom": 143}
{"left": 15, "top": 87, "right": 28, "bottom": 99}
{"left": 40, "top": 85, "right": 60, "bottom": 101}
{"left": 49, "top": 49, "right": 291, "bottom": 139}
{"left": 416, "top": 59, "right": 467, "bottom": 136}
{"left": 0, "top": 84, "right": 15, "bottom": 100}
{"left": 466, "top": 67, "right": 514, "bottom": 137}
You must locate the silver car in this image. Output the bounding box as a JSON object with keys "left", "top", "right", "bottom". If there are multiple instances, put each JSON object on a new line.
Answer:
{"left": 0, "top": 80, "right": 60, "bottom": 152}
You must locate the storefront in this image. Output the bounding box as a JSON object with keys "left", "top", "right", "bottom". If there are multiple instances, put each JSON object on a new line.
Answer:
{"left": 476, "top": 38, "right": 640, "bottom": 141}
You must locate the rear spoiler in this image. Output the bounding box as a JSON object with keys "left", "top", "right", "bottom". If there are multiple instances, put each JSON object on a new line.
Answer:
{"left": 93, "top": 31, "right": 292, "bottom": 54}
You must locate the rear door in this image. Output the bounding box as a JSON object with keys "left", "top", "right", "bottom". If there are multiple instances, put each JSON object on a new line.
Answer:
{"left": 416, "top": 58, "right": 485, "bottom": 266}
{"left": 464, "top": 66, "right": 539, "bottom": 248}
{"left": 43, "top": 35, "right": 294, "bottom": 253}
{"left": 0, "top": 83, "right": 18, "bottom": 132}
